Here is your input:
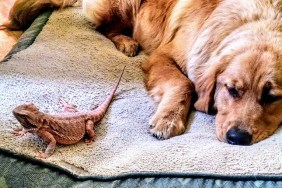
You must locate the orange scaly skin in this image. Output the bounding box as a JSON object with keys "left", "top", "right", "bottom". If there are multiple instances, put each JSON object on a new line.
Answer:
{"left": 12, "top": 67, "right": 125, "bottom": 159}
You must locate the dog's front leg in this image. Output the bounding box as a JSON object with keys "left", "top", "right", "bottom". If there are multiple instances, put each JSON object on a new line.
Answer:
{"left": 142, "top": 47, "right": 194, "bottom": 139}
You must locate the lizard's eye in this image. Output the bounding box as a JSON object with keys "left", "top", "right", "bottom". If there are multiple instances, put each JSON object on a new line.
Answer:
{"left": 19, "top": 114, "right": 28, "bottom": 118}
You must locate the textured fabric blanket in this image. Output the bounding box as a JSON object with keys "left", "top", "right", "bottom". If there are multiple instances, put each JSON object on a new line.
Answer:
{"left": 1, "top": 5, "right": 282, "bottom": 179}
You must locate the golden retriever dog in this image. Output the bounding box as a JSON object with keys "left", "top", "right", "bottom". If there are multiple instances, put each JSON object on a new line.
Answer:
{"left": 2, "top": 0, "right": 282, "bottom": 145}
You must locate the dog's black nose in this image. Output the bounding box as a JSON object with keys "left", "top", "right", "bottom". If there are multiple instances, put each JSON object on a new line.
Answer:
{"left": 226, "top": 127, "right": 252, "bottom": 145}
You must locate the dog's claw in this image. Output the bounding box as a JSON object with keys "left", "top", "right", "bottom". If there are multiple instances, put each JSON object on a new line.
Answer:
{"left": 149, "top": 109, "right": 186, "bottom": 140}
{"left": 150, "top": 131, "right": 165, "bottom": 140}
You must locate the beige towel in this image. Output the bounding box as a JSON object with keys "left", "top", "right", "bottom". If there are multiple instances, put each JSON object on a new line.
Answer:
{"left": 0, "top": 6, "right": 282, "bottom": 178}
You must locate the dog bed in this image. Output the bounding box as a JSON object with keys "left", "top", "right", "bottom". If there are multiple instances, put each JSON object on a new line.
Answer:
{"left": 0, "top": 5, "right": 282, "bottom": 187}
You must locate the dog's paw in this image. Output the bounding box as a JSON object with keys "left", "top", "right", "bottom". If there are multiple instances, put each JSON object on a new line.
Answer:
{"left": 149, "top": 110, "right": 186, "bottom": 140}
{"left": 113, "top": 35, "right": 139, "bottom": 57}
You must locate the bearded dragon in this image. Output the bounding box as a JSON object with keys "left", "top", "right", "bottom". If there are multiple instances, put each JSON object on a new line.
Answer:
{"left": 12, "top": 66, "right": 125, "bottom": 159}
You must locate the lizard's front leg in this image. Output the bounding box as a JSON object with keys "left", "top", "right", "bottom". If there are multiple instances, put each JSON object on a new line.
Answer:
{"left": 84, "top": 120, "right": 95, "bottom": 143}
{"left": 36, "top": 129, "right": 57, "bottom": 159}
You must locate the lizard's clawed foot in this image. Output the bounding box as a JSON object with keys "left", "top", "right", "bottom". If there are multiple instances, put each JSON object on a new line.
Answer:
{"left": 59, "top": 98, "right": 78, "bottom": 112}
{"left": 84, "top": 138, "right": 94, "bottom": 144}
{"left": 36, "top": 151, "right": 51, "bottom": 159}
{"left": 11, "top": 128, "right": 26, "bottom": 136}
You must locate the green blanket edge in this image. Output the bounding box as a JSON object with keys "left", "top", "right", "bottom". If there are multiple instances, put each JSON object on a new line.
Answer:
{"left": 1, "top": 10, "right": 53, "bottom": 62}
{"left": 1, "top": 147, "right": 282, "bottom": 182}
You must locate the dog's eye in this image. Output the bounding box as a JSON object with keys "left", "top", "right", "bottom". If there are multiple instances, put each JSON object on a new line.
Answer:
{"left": 261, "top": 93, "right": 281, "bottom": 104}
{"left": 227, "top": 87, "right": 239, "bottom": 98}
{"left": 261, "top": 82, "right": 281, "bottom": 104}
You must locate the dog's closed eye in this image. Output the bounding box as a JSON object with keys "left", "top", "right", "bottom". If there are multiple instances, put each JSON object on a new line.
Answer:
{"left": 259, "top": 82, "right": 282, "bottom": 105}
{"left": 224, "top": 82, "right": 242, "bottom": 98}
{"left": 226, "top": 86, "right": 239, "bottom": 98}
{"left": 261, "top": 89, "right": 281, "bottom": 105}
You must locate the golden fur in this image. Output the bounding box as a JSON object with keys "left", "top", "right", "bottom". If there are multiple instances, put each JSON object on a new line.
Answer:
{"left": 0, "top": 0, "right": 78, "bottom": 30}
{"left": 3, "top": 0, "right": 282, "bottom": 145}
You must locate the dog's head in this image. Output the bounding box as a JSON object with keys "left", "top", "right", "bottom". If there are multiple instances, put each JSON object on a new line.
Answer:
{"left": 186, "top": 0, "right": 282, "bottom": 145}
{"left": 194, "top": 45, "right": 282, "bottom": 145}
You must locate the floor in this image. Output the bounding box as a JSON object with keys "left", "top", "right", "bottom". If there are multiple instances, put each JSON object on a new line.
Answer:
{"left": 0, "top": 0, "right": 22, "bottom": 60}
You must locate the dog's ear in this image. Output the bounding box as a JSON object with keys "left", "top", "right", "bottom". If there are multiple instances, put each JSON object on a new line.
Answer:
{"left": 194, "top": 73, "right": 216, "bottom": 113}
{"left": 194, "top": 56, "right": 230, "bottom": 113}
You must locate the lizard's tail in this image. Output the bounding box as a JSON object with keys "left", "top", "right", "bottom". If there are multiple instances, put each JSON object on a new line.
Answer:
{"left": 92, "top": 66, "right": 126, "bottom": 120}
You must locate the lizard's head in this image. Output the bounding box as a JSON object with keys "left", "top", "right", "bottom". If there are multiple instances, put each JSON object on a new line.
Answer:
{"left": 13, "top": 103, "right": 41, "bottom": 129}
